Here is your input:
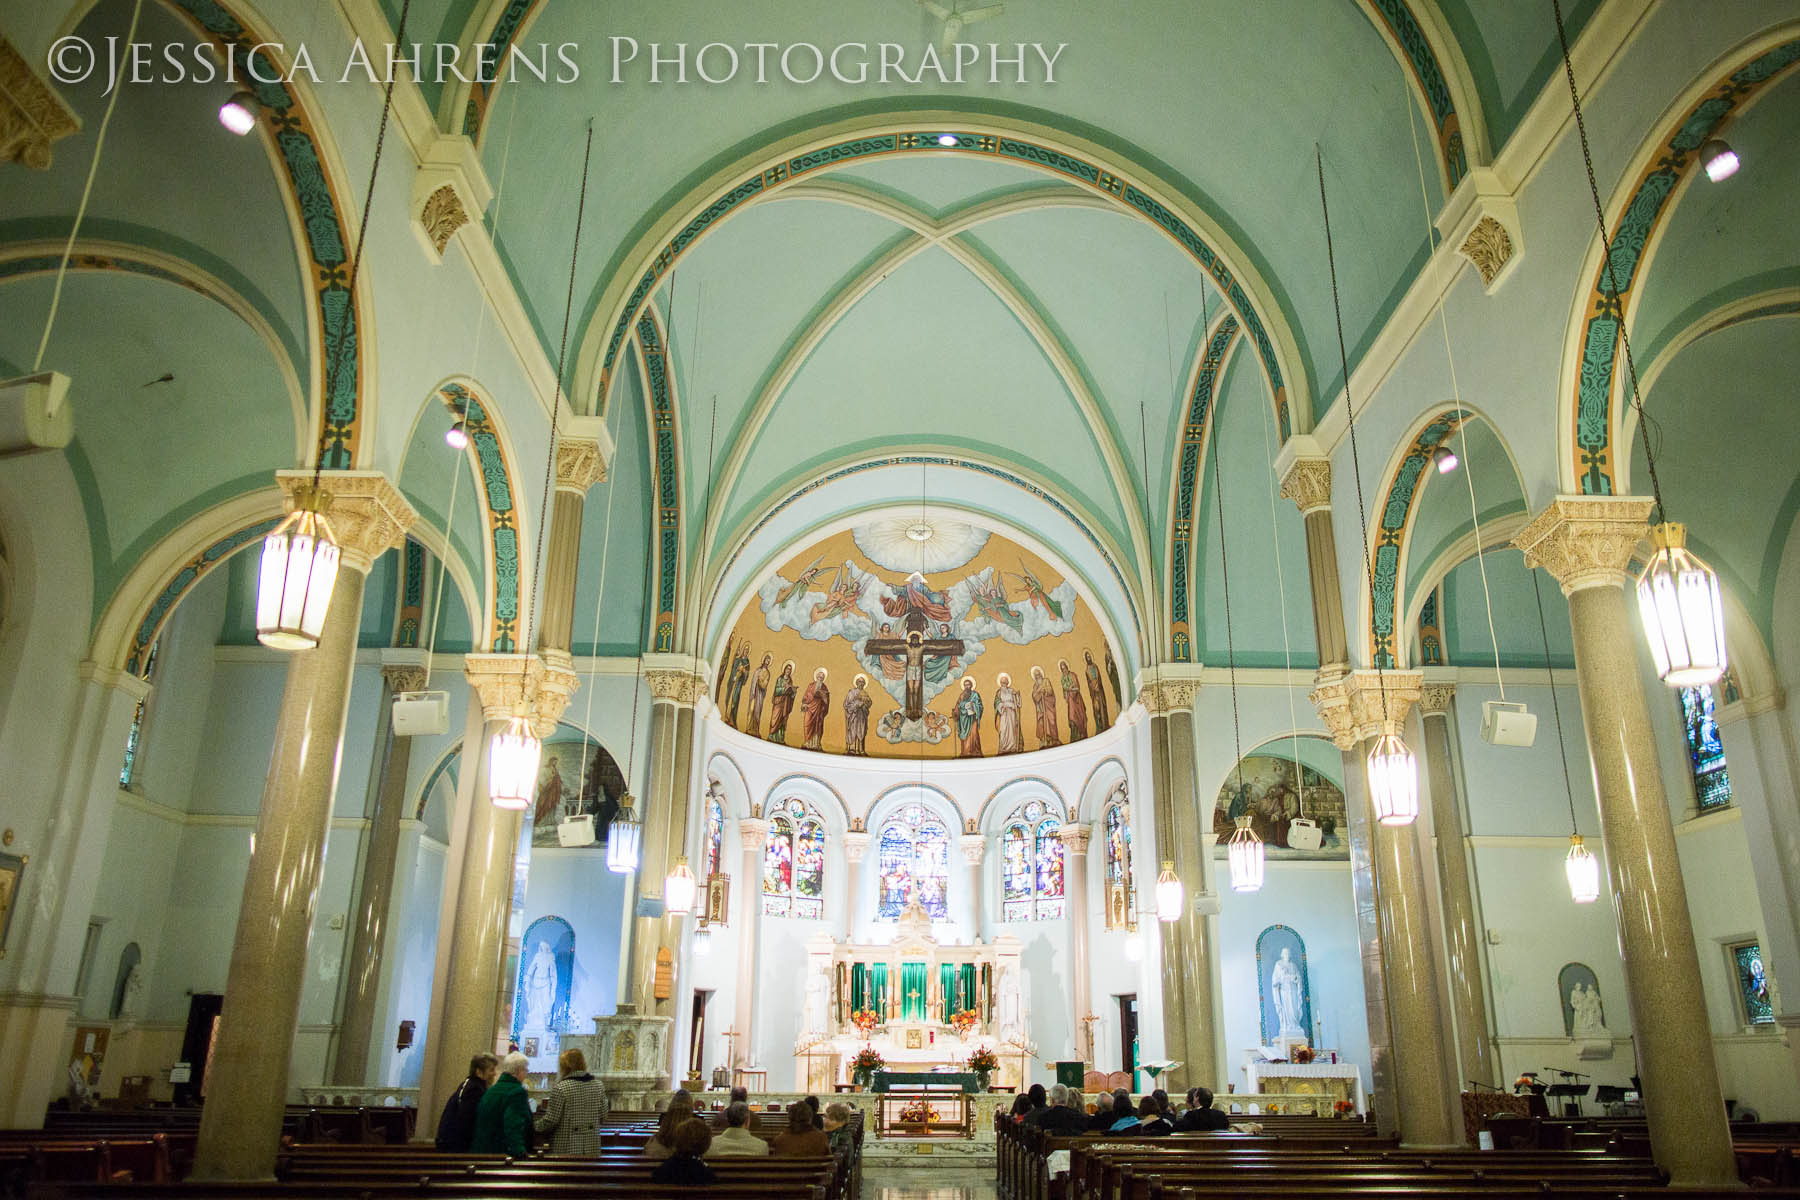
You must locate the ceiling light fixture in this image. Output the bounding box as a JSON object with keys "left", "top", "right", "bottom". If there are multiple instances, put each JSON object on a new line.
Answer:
{"left": 1699, "top": 138, "right": 1739, "bottom": 182}
{"left": 607, "top": 791, "right": 642, "bottom": 873}
{"left": 1433, "top": 445, "right": 1459, "bottom": 474}
{"left": 936, "top": 133, "right": 959, "bottom": 147}
{"left": 1531, "top": 563, "right": 1600, "bottom": 903}
{"left": 444, "top": 419, "right": 469, "bottom": 450}
{"left": 1228, "top": 816, "right": 1265, "bottom": 893}
{"left": 1154, "top": 861, "right": 1183, "bottom": 922}
{"left": 665, "top": 856, "right": 698, "bottom": 916}
{"left": 219, "top": 90, "right": 260, "bottom": 135}
{"left": 487, "top": 706, "right": 541, "bottom": 810}
{"left": 905, "top": 521, "right": 934, "bottom": 542}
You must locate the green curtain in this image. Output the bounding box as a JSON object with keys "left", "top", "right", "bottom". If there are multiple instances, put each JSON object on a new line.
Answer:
{"left": 851, "top": 962, "right": 869, "bottom": 1013}
{"left": 939, "top": 963, "right": 957, "bottom": 1022}
{"left": 872, "top": 962, "right": 888, "bottom": 1016}
{"left": 901, "top": 962, "right": 928, "bottom": 1021}
{"left": 960, "top": 963, "right": 976, "bottom": 1019}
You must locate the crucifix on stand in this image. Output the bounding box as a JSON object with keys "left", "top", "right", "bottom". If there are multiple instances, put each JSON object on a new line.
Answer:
{"left": 722, "top": 1026, "right": 745, "bottom": 1070}
{"left": 1078, "top": 1014, "right": 1101, "bottom": 1066}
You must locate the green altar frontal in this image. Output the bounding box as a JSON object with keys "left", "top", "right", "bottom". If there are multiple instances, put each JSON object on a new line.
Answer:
{"left": 872, "top": 1070, "right": 981, "bottom": 1093}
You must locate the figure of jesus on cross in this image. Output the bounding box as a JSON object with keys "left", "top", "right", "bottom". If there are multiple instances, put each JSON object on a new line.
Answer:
{"left": 865, "top": 572, "right": 964, "bottom": 720}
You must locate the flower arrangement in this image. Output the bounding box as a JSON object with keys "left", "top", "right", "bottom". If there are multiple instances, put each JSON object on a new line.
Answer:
{"left": 950, "top": 1008, "right": 980, "bottom": 1037}
{"left": 1291, "top": 1044, "right": 1315, "bottom": 1064}
{"left": 897, "top": 1098, "right": 937, "bottom": 1124}
{"left": 965, "top": 1046, "right": 1000, "bottom": 1075}
{"left": 1334, "top": 1100, "right": 1354, "bottom": 1117}
{"left": 849, "top": 1045, "right": 886, "bottom": 1076}
{"left": 850, "top": 1008, "right": 881, "bottom": 1036}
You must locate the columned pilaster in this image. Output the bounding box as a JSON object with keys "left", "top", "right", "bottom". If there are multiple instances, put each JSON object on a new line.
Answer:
{"left": 960, "top": 834, "right": 986, "bottom": 938}
{"left": 0, "top": 36, "right": 79, "bottom": 169}
{"left": 536, "top": 437, "right": 607, "bottom": 655}
{"left": 1312, "top": 667, "right": 1458, "bottom": 1146}
{"left": 1417, "top": 682, "right": 1495, "bottom": 1090}
{"left": 733, "top": 817, "right": 769, "bottom": 1066}
{"left": 194, "top": 473, "right": 414, "bottom": 1180}
{"left": 331, "top": 655, "right": 429, "bottom": 1085}
{"left": 1515, "top": 496, "right": 1736, "bottom": 1186}
{"left": 843, "top": 830, "right": 870, "bottom": 939}
{"left": 1058, "top": 824, "right": 1094, "bottom": 1062}
{"left": 1277, "top": 442, "right": 1347, "bottom": 669}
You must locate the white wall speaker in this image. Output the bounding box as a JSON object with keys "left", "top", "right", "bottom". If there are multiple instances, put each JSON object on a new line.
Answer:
{"left": 557, "top": 815, "right": 596, "bottom": 847}
{"left": 1480, "top": 700, "right": 1538, "bottom": 748}
{"left": 391, "top": 690, "right": 450, "bottom": 737}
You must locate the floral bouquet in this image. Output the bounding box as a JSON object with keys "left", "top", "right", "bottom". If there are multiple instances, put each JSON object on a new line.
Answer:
{"left": 850, "top": 1008, "right": 881, "bottom": 1036}
{"left": 849, "top": 1045, "right": 886, "bottom": 1076}
{"left": 1334, "top": 1099, "right": 1354, "bottom": 1117}
{"left": 898, "top": 1098, "right": 937, "bottom": 1124}
{"left": 965, "top": 1046, "right": 1000, "bottom": 1075}
{"left": 1291, "top": 1044, "right": 1315, "bottom": 1064}
{"left": 949, "top": 1008, "right": 980, "bottom": 1037}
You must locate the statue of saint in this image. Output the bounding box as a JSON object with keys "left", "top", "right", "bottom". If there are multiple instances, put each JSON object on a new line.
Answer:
{"left": 1570, "top": 982, "right": 1607, "bottom": 1039}
{"left": 1270, "top": 947, "right": 1305, "bottom": 1039}
{"left": 522, "top": 940, "right": 558, "bottom": 1032}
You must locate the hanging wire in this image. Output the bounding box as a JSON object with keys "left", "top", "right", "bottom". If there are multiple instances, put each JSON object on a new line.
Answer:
{"left": 573, "top": 349, "right": 628, "bottom": 811}
{"left": 1530, "top": 563, "right": 1583, "bottom": 835}
{"left": 1404, "top": 68, "right": 1507, "bottom": 701}
{"left": 1552, "top": 0, "right": 1667, "bottom": 522}
{"left": 419, "top": 444, "right": 462, "bottom": 688}
{"left": 33, "top": 0, "right": 145, "bottom": 373}
{"left": 1316, "top": 147, "right": 1391, "bottom": 726}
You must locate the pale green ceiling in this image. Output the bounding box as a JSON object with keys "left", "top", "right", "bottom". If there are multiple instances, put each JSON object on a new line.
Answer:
{"left": 830, "top": 155, "right": 1061, "bottom": 219}
{"left": 395, "top": 401, "right": 488, "bottom": 635}
{"left": 1402, "top": 416, "right": 1526, "bottom": 608}
{"left": 1441, "top": 547, "right": 1574, "bottom": 671}
{"left": 377, "top": 0, "right": 483, "bottom": 116}
{"left": 1435, "top": 0, "right": 1599, "bottom": 148}
{"left": 571, "top": 349, "right": 654, "bottom": 656}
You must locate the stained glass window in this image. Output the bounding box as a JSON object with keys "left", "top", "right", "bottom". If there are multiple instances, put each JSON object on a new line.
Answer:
{"left": 1679, "top": 684, "right": 1732, "bottom": 811}
{"left": 1000, "top": 800, "right": 1065, "bottom": 922}
{"left": 877, "top": 803, "right": 950, "bottom": 920}
{"left": 1731, "top": 941, "right": 1773, "bottom": 1026}
{"left": 119, "top": 638, "right": 160, "bottom": 788}
{"left": 702, "top": 794, "right": 724, "bottom": 880}
{"left": 763, "top": 798, "right": 824, "bottom": 919}
{"left": 1104, "top": 798, "right": 1133, "bottom": 929}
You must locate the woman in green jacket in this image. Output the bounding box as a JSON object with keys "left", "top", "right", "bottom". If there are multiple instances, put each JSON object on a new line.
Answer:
{"left": 471, "top": 1052, "right": 534, "bottom": 1156}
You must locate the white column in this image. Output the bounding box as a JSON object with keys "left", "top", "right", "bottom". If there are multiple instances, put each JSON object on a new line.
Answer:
{"left": 1058, "top": 824, "right": 1093, "bottom": 1061}
{"left": 960, "top": 833, "right": 986, "bottom": 940}
{"left": 732, "top": 817, "right": 767, "bottom": 1069}
{"left": 843, "top": 831, "right": 870, "bottom": 942}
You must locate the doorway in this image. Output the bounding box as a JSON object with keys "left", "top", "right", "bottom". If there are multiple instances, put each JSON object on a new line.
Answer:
{"left": 174, "top": 993, "right": 223, "bottom": 1106}
{"left": 1116, "top": 993, "right": 1138, "bottom": 1086}
{"left": 689, "top": 989, "right": 712, "bottom": 1080}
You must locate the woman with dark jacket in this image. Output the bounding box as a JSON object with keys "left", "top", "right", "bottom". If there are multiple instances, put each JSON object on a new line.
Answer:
{"left": 1105, "top": 1091, "right": 1140, "bottom": 1133}
{"left": 471, "top": 1052, "right": 534, "bottom": 1156}
{"left": 1087, "top": 1089, "right": 1128, "bottom": 1132}
{"left": 772, "top": 1100, "right": 831, "bottom": 1156}
{"left": 1133, "top": 1095, "right": 1173, "bottom": 1136}
{"left": 650, "top": 1118, "right": 718, "bottom": 1185}
{"left": 434, "top": 1053, "right": 498, "bottom": 1151}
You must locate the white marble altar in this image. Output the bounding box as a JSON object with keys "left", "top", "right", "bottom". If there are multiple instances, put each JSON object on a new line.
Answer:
{"left": 1242, "top": 1060, "right": 1366, "bottom": 1113}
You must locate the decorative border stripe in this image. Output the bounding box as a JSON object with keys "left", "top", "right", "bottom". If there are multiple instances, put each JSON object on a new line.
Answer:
{"left": 1570, "top": 38, "right": 1800, "bottom": 495}
{"left": 1368, "top": 409, "right": 1468, "bottom": 668}
{"left": 438, "top": 383, "right": 520, "bottom": 651}
{"left": 636, "top": 315, "right": 681, "bottom": 652}
{"left": 125, "top": 517, "right": 280, "bottom": 675}
{"left": 459, "top": 0, "right": 539, "bottom": 139}
{"left": 1169, "top": 316, "right": 1239, "bottom": 662}
{"left": 1365, "top": 0, "right": 1468, "bottom": 187}
{"left": 169, "top": 0, "right": 363, "bottom": 467}
{"left": 396, "top": 536, "right": 424, "bottom": 648}
{"left": 1417, "top": 587, "right": 1443, "bottom": 667}
{"left": 597, "top": 129, "right": 1291, "bottom": 440}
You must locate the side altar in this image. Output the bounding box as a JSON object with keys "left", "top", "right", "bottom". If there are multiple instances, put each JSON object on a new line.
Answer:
{"left": 794, "top": 900, "right": 1027, "bottom": 1091}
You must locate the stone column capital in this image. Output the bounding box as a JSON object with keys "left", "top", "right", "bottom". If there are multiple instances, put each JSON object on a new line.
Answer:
{"left": 0, "top": 37, "right": 80, "bottom": 169}
{"left": 643, "top": 654, "right": 709, "bottom": 707}
{"left": 533, "top": 652, "right": 581, "bottom": 736}
{"left": 1136, "top": 672, "right": 1199, "bottom": 714}
{"left": 1513, "top": 495, "right": 1653, "bottom": 595}
{"left": 1309, "top": 667, "right": 1423, "bottom": 748}
{"left": 1275, "top": 436, "right": 1332, "bottom": 516}
{"left": 381, "top": 662, "right": 430, "bottom": 694}
{"left": 463, "top": 653, "right": 544, "bottom": 721}
{"left": 77, "top": 659, "right": 154, "bottom": 702}
{"left": 554, "top": 437, "right": 608, "bottom": 493}
{"left": 1418, "top": 682, "right": 1456, "bottom": 717}
{"left": 959, "top": 833, "right": 986, "bottom": 865}
{"left": 276, "top": 470, "right": 417, "bottom": 574}
{"left": 843, "top": 830, "right": 872, "bottom": 862}
{"left": 738, "top": 818, "right": 769, "bottom": 850}
{"left": 409, "top": 134, "right": 491, "bottom": 262}
{"left": 1057, "top": 823, "right": 1092, "bottom": 855}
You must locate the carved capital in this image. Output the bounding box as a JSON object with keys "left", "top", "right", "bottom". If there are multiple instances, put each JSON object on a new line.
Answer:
{"left": 645, "top": 668, "right": 708, "bottom": 706}
{"left": 533, "top": 650, "right": 581, "bottom": 736}
{"left": 959, "top": 833, "right": 986, "bottom": 865}
{"left": 409, "top": 134, "right": 491, "bottom": 264}
{"left": 1436, "top": 167, "right": 1524, "bottom": 294}
{"left": 419, "top": 184, "right": 469, "bottom": 256}
{"left": 0, "top": 37, "right": 79, "bottom": 169}
{"left": 738, "top": 818, "right": 769, "bottom": 851}
{"left": 1137, "top": 679, "right": 1198, "bottom": 715}
{"left": 843, "top": 830, "right": 871, "bottom": 862}
{"left": 1279, "top": 457, "right": 1332, "bottom": 516}
{"left": 1513, "top": 495, "right": 1653, "bottom": 595}
{"left": 555, "top": 437, "right": 607, "bottom": 493}
{"left": 1056, "top": 823, "right": 1092, "bottom": 855}
{"left": 277, "top": 470, "right": 416, "bottom": 573}
{"left": 1458, "top": 216, "right": 1515, "bottom": 288}
{"left": 1309, "top": 667, "right": 1422, "bottom": 749}
{"left": 382, "top": 663, "right": 430, "bottom": 693}
{"left": 463, "top": 653, "right": 544, "bottom": 722}
{"left": 1418, "top": 683, "right": 1455, "bottom": 717}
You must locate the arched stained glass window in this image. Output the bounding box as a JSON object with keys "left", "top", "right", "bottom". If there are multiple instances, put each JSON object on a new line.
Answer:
{"left": 1000, "top": 799, "right": 1065, "bottom": 922}
{"left": 1678, "top": 684, "right": 1732, "bottom": 811}
{"left": 1103, "top": 795, "right": 1133, "bottom": 929}
{"left": 763, "top": 797, "right": 824, "bottom": 919}
{"left": 702, "top": 792, "right": 724, "bottom": 879}
{"left": 119, "top": 638, "right": 160, "bottom": 788}
{"left": 877, "top": 803, "right": 950, "bottom": 920}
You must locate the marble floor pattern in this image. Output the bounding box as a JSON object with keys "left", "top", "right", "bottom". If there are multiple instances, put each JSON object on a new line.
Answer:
{"left": 864, "top": 1167, "right": 998, "bottom": 1199}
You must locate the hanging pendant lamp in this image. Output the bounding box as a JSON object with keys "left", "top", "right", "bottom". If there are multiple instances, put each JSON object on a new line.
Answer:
{"left": 607, "top": 790, "right": 643, "bottom": 873}
{"left": 1227, "top": 815, "right": 1265, "bottom": 893}
{"left": 1564, "top": 834, "right": 1600, "bottom": 904}
{"left": 1367, "top": 730, "right": 1420, "bottom": 825}
{"left": 256, "top": 486, "right": 341, "bottom": 650}
{"left": 1636, "top": 523, "right": 1726, "bottom": 686}
{"left": 489, "top": 705, "right": 541, "bottom": 810}
{"left": 1154, "top": 861, "right": 1183, "bottom": 922}
{"left": 665, "top": 855, "right": 698, "bottom": 916}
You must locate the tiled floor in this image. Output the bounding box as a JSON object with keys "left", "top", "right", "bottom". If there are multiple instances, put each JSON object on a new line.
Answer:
{"left": 864, "top": 1167, "right": 998, "bottom": 1199}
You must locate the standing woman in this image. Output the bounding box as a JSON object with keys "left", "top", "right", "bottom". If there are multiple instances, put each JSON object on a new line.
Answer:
{"left": 434, "top": 1053, "right": 498, "bottom": 1151}
{"left": 534, "top": 1048, "right": 609, "bottom": 1154}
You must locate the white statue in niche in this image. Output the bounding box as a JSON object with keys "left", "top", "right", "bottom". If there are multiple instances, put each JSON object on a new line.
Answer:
{"left": 117, "top": 964, "right": 144, "bottom": 1020}
{"left": 522, "top": 940, "right": 557, "bottom": 1032}
{"left": 804, "top": 963, "right": 831, "bottom": 1033}
{"left": 1270, "top": 948, "right": 1305, "bottom": 1039}
{"left": 997, "top": 965, "right": 1023, "bottom": 1038}
{"left": 1569, "top": 982, "right": 1607, "bottom": 1039}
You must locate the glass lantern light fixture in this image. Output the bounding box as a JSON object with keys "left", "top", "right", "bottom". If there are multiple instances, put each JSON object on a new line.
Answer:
{"left": 606, "top": 791, "right": 642, "bottom": 873}
{"left": 665, "top": 855, "right": 698, "bottom": 916}
{"left": 1636, "top": 522, "right": 1727, "bottom": 688}
{"left": 255, "top": 485, "right": 341, "bottom": 650}
{"left": 1227, "top": 815, "right": 1265, "bottom": 893}
{"left": 1367, "top": 729, "right": 1420, "bottom": 825}
{"left": 1154, "top": 861, "right": 1183, "bottom": 922}
{"left": 488, "top": 705, "right": 541, "bottom": 810}
{"left": 1565, "top": 834, "right": 1600, "bottom": 903}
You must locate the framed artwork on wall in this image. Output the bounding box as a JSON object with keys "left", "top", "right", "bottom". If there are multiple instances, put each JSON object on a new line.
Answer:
{"left": 0, "top": 853, "right": 25, "bottom": 956}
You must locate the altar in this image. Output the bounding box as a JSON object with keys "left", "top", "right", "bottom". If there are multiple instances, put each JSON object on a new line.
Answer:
{"left": 1242, "top": 1060, "right": 1366, "bottom": 1113}
{"left": 793, "top": 900, "right": 1027, "bottom": 1091}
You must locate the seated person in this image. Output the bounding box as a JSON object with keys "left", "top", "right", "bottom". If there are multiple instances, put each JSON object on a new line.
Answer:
{"left": 642, "top": 1100, "right": 693, "bottom": 1160}
{"left": 710, "top": 1101, "right": 770, "bottom": 1156}
{"left": 804, "top": 1094, "right": 825, "bottom": 1129}
{"left": 1104, "top": 1090, "right": 1140, "bottom": 1133}
{"left": 1032, "top": 1084, "right": 1092, "bottom": 1136}
{"left": 1175, "top": 1086, "right": 1231, "bottom": 1132}
{"left": 1133, "top": 1095, "right": 1173, "bottom": 1136}
{"left": 1089, "top": 1089, "right": 1130, "bottom": 1132}
{"left": 823, "top": 1102, "right": 857, "bottom": 1160}
{"left": 650, "top": 1118, "right": 717, "bottom": 1186}
{"left": 772, "top": 1100, "right": 831, "bottom": 1156}
{"left": 1009, "top": 1093, "right": 1034, "bottom": 1123}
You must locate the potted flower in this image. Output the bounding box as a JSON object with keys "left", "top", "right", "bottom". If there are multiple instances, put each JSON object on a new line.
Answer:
{"left": 1333, "top": 1099, "right": 1354, "bottom": 1120}
{"left": 966, "top": 1045, "right": 1000, "bottom": 1092}
{"left": 1291, "top": 1044, "right": 1315, "bottom": 1065}
{"left": 850, "top": 1007, "right": 881, "bottom": 1037}
{"left": 849, "top": 1044, "right": 885, "bottom": 1090}
{"left": 949, "top": 1008, "right": 979, "bottom": 1038}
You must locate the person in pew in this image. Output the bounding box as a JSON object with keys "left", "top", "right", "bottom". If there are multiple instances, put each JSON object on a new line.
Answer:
{"left": 650, "top": 1118, "right": 718, "bottom": 1186}
{"left": 1150, "top": 1089, "right": 1170, "bottom": 1116}
{"left": 533, "top": 1047, "right": 608, "bottom": 1155}
{"left": 435, "top": 1053, "right": 500, "bottom": 1152}
{"left": 1174, "top": 1086, "right": 1230, "bottom": 1132}
{"left": 1087, "top": 1089, "right": 1127, "bottom": 1132}
{"left": 710, "top": 1102, "right": 771, "bottom": 1157}
{"left": 729, "top": 1085, "right": 759, "bottom": 1130}
{"left": 803, "top": 1094, "right": 825, "bottom": 1130}
{"left": 643, "top": 1099, "right": 696, "bottom": 1160}
{"left": 772, "top": 1100, "right": 830, "bottom": 1157}
{"left": 1008, "top": 1094, "right": 1034, "bottom": 1122}
{"left": 1104, "top": 1091, "right": 1140, "bottom": 1133}
{"left": 823, "top": 1102, "right": 856, "bottom": 1160}
{"left": 1030, "top": 1084, "right": 1092, "bottom": 1136}
{"left": 1132, "top": 1095, "right": 1173, "bottom": 1136}
{"left": 471, "top": 1052, "right": 534, "bottom": 1157}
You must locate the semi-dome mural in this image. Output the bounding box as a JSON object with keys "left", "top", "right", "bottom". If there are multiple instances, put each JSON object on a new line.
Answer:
{"left": 717, "top": 520, "right": 1123, "bottom": 758}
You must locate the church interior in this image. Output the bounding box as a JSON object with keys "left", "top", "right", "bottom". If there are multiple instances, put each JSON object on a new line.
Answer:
{"left": 0, "top": 0, "right": 1798, "bottom": 1194}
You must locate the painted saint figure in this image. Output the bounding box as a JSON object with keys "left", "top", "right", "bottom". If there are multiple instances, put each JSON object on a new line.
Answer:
{"left": 533, "top": 755, "right": 567, "bottom": 826}
{"left": 1085, "top": 650, "right": 1111, "bottom": 730}
{"left": 1060, "top": 659, "right": 1089, "bottom": 741}
{"left": 1030, "top": 666, "right": 1061, "bottom": 747}
{"left": 993, "top": 672, "right": 1024, "bottom": 755}
{"left": 1104, "top": 643, "right": 1123, "bottom": 707}
{"left": 954, "top": 677, "right": 984, "bottom": 757}
{"left": 725, "top": 643, "right": 752, "bottom": 728}
{"left": 747, "top": 653, "right": 772, "bottom": 736}
{"left": 768, "top": 662, "right": 797, "bottom": 743}
{"left": 843, "top": 674, "right": 872, "bottom": 755}
{"left": 801, "top": 667, "right": 831, "bottom": 750}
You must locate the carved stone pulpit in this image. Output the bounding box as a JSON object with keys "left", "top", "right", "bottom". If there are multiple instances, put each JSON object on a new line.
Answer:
{"left": 563, "top": 1003, "right": 675, "bottom": 1109}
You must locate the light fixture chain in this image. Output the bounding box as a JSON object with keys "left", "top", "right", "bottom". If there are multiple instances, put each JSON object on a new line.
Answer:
{"left": 1552, "top": 0, "right": 1666, "bottom": 523}
{"left": 1530, "top": 563, "right": 1582, "bottom": 836}
{"left": 1315, "top": 148, "right": 1391, "bottom": 728}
